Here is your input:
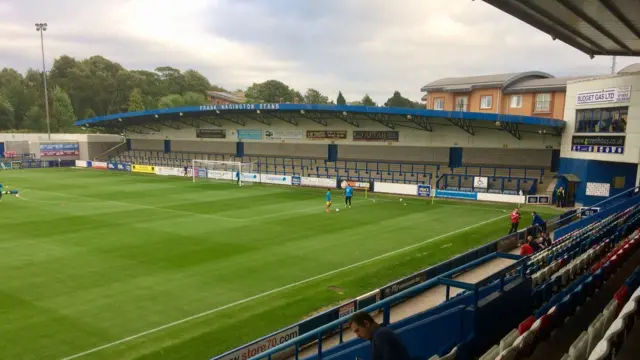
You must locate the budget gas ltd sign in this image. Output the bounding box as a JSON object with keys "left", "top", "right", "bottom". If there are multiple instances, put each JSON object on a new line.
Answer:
{"left": 576, "top": 86, "right": 631, "bottom": 105}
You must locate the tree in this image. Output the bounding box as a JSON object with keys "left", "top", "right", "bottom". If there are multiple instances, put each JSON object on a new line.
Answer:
{"left": 383, "top": 91, "right": 421, "bottom": 108}
{"left": 303, "top": 88, "right": 329, "bottom": 104}
{"left": 84, "top": 108, "right": 96, "bottom": 119}
{"left": 362, "top": 94, "right": 376, "bottom": 107}
{"left": 156, "top": 66, "right": 185, "bottom": 94}
{"left": 0, "top": 95, "right": 15, "bottom": 130}
{"left": 183, "top": 69, "right": 212, "bottom": 95}
{"left": 0, "top": 69, "right": 38, "bottom": 129}
{"left": 22, "top": 106, "right": 45, "bottom": 131}
{"left": 128, "top": 88, "right": 145, "bottom": 112}
{"left": 336, "top": 91, "right": 346, "bottom": 105}
{"left": 52, "top": 86, "right": 76, "bottom": 132}
{"left": 182, "top": 91, "right": 209, "bottom": 106}
{"left": 158, "top": 94, "right": 185, "bottom": 108}
{"left": 245, "top": 80, "right": 299, "bottom": 103}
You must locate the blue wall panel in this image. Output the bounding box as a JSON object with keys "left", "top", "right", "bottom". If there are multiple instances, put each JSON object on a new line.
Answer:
{"left": 558, "top": 157, "right": 638, "bottom": 206}
{"left": 449, "top": 147, "right": 463, "bottom": 168}
{"left": 126, "top": 138, "right": 132, "bottom": 151}
{"left": 328, "top": 144, "right": 338, "bottom": 162}
{"left": 163, "top": 139, "right": 171, "bottom": 153}
{"left": 551, "top": 149, "right": 560, "bottom": 172}
{"left": 236, "top": 142, "right": 245, "bottom": 158}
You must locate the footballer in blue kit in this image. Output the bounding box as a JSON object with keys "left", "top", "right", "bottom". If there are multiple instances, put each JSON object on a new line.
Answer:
{"left": 344, "top": 184, "right": 353, "bottom": 208}
{"left": 325, "top": 189, "right": 332, "bottom": 213}
{"left": 0, "top": 183, "right": 19, "bottom": 201}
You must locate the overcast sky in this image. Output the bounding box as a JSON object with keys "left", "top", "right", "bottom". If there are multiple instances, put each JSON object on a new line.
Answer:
{"left": 0, "top": 0, "right": 638, "bottom": 104}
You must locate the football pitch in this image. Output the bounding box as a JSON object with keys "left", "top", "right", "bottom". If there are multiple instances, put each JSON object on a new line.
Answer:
{"left": 0, "top": 169, "right": 560, "bottom": 360}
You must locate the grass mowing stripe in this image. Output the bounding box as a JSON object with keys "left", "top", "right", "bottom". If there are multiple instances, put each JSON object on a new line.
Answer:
{"left": 60, "top": 213, "right": 506, "bottom": 360}
{"left": 19, "top": 189, "right": 379, "bottom": 222}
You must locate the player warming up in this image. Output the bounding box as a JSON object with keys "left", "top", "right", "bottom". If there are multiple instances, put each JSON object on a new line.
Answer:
{"left": 344, "top": 184, "right": 353, "bottom": 208}
{"left": 325, "top": 189, "right": 332, "bottom": 213}
{"left": 183, "top": 165, "right": 189, "bottom": 178}
{"left": 0, "top": 183, "right": 19, "bottom": 201}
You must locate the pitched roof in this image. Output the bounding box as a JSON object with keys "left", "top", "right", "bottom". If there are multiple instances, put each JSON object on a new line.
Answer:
{"left": 503, "top": 76, "right": 590, "bottom": 93}
{"left": 618, "top": 63, "right": 640, "bottom": 74}
{"left": 421, "top": 71, "right": 554, "bottom": 92}
{"left": 206, "top": 91, "right": 245, "bottom": 103}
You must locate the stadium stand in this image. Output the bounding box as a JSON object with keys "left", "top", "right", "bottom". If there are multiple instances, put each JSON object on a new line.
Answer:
{"left": 240, "top": 190, "right": 640, "bottom": 360}
{"left": 480, "top": 210, "right": 640, "bottom": 360}
{"left": 110, "top": 147, "right": 551, "bottom": 195}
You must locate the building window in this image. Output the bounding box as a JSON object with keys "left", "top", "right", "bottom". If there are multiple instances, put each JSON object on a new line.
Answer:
{"left": 433, "top": 98, "right": 444, "bottom": 111}
{"left": 480, "top": 95, "right": 493, "bottom": 109}
{"left": 455, "top": 96, "right": 468, "bottom": 112}
{"left": 510, "top": 95, "right": 523, "bottom": 108}
{"left": 575, "top": 107, "right": 628, "bottom": 133}
{"left": 535, "top": 93, "right": 551, "bottom": 112}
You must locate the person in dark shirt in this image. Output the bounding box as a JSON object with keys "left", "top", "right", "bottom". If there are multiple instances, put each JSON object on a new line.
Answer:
{"left": 350, "top": 312, "right": 411, "bottom": 360}
{"left": 540, "top": 231, "right": 552, "bottom": 247}
{"left": 531, "top": 211, "right": 546, "bottom": 232}
{"left": 526, "top": 235, "right": 542, "bottom": 252}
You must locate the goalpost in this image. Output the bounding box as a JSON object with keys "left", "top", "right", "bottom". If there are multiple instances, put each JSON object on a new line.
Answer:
{"left": 191, "top": 160, "right": 255, "bottom": 186}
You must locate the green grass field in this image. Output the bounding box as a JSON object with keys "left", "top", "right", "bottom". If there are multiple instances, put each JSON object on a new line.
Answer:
{"left": 0, "top": 169, "right": 561, "bottom": 360}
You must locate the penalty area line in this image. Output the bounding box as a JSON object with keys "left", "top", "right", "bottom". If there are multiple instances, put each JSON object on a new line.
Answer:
{"left": 60, "top": 213, "right": 506, "bottom": 360}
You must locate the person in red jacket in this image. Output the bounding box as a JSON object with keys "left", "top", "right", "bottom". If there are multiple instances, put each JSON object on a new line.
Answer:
{"left": 508, "top": 208, "right": 521, "bottom": 234}
{"left": 520, "top": 236, "right": 535, "bottom": 256}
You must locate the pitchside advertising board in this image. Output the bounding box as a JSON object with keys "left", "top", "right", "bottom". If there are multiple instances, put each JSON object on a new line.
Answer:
{"left": 261, "top": 174, "right": 292, "bottom": 185}
{"left": 213, "top": 326, "right": 299, "bottom": 360}
{"left": 299, "top": 176, "right": 336, "bottom": 188}
{"left": 338, "top": 179, "right": 372, "bottom": 191}
{"left": 91, "top": 161, "right": 108, "bottom": 170}
{"left": 132, "top": 164, "right": 156, "bottom": 174}
{"left": 417, "top": 184, "right": 432, "bottom": 197}
{"left": 435, "top": 190, "right": 478, "bottom": 200}
{"left": 40, "top": 143, "right": 79, "bottom": 157}
{"left": 526, "top": 195, "right": 550, "bottom": 205}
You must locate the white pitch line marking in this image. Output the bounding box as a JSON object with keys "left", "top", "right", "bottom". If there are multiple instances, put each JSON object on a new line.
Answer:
{"left": 60, "top": 213, "right": 506, "bottom": 360}
{"left": 440, "top": 243, "right": 453, "bottom": 248}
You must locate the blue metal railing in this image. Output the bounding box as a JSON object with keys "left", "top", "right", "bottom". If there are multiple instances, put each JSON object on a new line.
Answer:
{"left": 545, "top": 185, "right": 640, "bottom": 234}
{"left": 244, "top": 254, "right": 528, "bottom": 360}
